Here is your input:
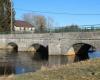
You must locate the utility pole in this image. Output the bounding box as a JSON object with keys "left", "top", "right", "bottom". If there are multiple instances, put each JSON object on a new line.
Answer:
{"left": 10, "top": 0, "right": 13, "bottom": 33}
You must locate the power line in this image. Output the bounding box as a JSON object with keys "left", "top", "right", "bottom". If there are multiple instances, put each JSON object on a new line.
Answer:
{"left": 15, "top": 8, "right": 100, "bottom": 15}
{"left": 81, "top": 24, "right": 100, "bottom": 26}
{"left": 15, "top": 8, "right": 71, "bottom": 14}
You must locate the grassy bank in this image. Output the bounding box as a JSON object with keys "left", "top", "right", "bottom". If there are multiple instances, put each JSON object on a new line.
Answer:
{"left": 15, "top": 59, "right": 100, "bottom": 80}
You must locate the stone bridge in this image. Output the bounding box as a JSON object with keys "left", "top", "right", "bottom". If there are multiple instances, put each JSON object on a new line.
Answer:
{"left": 0, "top": 32, "right": 100, "bottom": 74}
{"left": 0, "top": 32, "right": 100, "bottom": 56}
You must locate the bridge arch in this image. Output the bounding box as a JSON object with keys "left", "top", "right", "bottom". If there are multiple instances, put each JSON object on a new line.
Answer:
{"left": 6, "top": 42, "right": 18, "bottom": 53}
{"left": 28, "top": 43, "right": 48, "bottom": 60}
{"left": 67, "top": 43, "right": 96, "bottom": 61}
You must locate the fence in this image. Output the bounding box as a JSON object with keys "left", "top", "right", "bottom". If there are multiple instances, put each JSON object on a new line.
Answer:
{"left": 42, "top": 26, "right": 100, "bottom": 33}
{"left": 0, "top": 26, "right": 100, "bottom": 34}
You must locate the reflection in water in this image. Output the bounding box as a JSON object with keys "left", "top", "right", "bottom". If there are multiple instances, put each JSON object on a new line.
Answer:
{"left": 0, "top": 51, "right": 48, "bottom": 75}
{"left": 49, "top": 55, "right": 68, "bottom": 65}
{"left": 0, "top": 49, "right": 100, "bottom": 75}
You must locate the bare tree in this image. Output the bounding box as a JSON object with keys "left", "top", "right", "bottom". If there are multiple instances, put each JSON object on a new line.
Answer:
{"left": 23, "top": 13, "right": 53, "bottom": 33}
{"left": 34, "top": 15, "right": 46, "bottom": 32}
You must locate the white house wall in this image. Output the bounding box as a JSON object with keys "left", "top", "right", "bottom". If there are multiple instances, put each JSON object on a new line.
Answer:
{"left": 14, "top": 26, "right": 35, "bottom": 32}
{"left": 14, "top": 26, "right": 20, "bottom": 31}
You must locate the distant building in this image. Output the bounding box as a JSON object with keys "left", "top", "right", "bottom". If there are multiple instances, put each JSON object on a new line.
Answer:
{"left": 14, "top": 20, "right": 35, "bottom": 32}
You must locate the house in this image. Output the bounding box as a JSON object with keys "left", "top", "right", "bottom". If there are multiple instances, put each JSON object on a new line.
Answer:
{"left": 14, "top": 20, "right": 35, "bottom": 32}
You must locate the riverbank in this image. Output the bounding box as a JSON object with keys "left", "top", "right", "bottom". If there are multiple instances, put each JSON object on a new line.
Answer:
{"left": 15, "top": 58, "right": 100, "bottom": 80}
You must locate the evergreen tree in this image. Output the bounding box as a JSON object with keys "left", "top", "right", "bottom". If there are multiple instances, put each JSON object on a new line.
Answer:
{"left": 0, "top": 0, "right": 15, "bottom": 32}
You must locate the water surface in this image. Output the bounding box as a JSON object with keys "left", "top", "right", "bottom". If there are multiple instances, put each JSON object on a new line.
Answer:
{"left": 0, "top": 50, "right": 100, "bottom": 75}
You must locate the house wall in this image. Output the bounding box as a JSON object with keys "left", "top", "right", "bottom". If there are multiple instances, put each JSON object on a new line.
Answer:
{"left": 14, "top": 26, "right": 20, "bottom": 31}
{"left": 14, "top": 26, "right": 35, "bottom": 32}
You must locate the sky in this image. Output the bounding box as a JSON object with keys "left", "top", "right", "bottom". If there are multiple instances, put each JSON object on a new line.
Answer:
{"left": 13, "top": 0, "right": 100, "bottom": 27}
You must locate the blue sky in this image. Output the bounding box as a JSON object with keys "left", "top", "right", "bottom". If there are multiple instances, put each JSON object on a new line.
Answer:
{"left": 13, "top": 0, "right": 100, "bottom": 27}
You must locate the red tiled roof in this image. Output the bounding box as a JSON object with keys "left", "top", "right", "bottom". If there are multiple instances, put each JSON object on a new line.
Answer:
{"left": 15, "top": 20, "right": 33, "bottom": 28}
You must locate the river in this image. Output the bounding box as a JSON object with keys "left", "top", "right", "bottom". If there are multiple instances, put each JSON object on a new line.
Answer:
{"left": 0, "top": 50, "right": 100, "bottom": 75}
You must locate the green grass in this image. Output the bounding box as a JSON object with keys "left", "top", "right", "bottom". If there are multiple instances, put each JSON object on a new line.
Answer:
{"left": 15, "top": 59, "right": 100, "bottom": 80}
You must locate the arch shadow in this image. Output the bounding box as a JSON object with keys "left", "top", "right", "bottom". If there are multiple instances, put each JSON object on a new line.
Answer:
{"left": 29, "top": 43, "right": 48, "bottom": 60}
{"left": 73, "top": 43, "right": 96, "bottom": 61}
{"left": 67, "top": 43, "right": 96, "bottom": 62}
{"left": 7, "top": 42, "right": 18, "bottom": 53}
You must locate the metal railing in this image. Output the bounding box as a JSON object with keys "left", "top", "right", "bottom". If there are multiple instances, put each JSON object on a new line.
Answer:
{"left": 0, "top": 26, "right": 100, "bottom": 34}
